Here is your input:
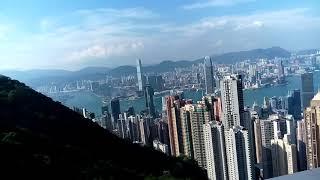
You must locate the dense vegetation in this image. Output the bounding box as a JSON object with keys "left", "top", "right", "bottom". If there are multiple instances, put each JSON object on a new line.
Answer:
{"left": 0, "top": 75, "right": 206, "bottom": 179}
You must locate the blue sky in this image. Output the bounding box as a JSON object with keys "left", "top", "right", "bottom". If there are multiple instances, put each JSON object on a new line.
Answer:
{"left": 0, "top": 0, "right": 319, "bottom": 70}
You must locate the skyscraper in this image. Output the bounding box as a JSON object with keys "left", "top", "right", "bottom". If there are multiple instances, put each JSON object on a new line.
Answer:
{"left": 254, "top": 119, "right": 263, "bottom": 164}
{"left": 301, "top": 72, "right": 314, "bottom": 109}
{"left": 270, "top": 96, "right": 278, "bottom": 110}
{"left": 144, "top": 84, "right": 155, "bottom": 117}
{"left": 101, "top": 104, "right": 113, "bottom": 130}
{"left": 166, "top": 95, "right": 184, "bottom": 157}
{"left": 287, "top": 89, "right": 302, "bottom": 119}
{"left": 285, "top": 115, "right": 297, "bottom": 145}
{"left": 155, "top": 119, "right": 170, "bottom": 150}
{"left": 203, "top": 122, "right": 228, "bottom": 180}
{"left": 271, "top": 134, "right": 298, "bottom": 177}
{"left": 304, "top": 92, "right": 320, "bottom": 169}
{"left": 260, "top": 119, "right": 274, "bottom": 178}
{"left": 147, "top": 75, "right": 164, "bottom": 92}
{"left": 204, "top": 56, "right": 215, "bottom": 95}
{"left": 190, "top": 103, "right": 211, "bottom": 168}
{"left": 111, "top": 98, "right": 121, "bottom": 124}
{"left": 220, "top": 75, "right": 244, "bottom": 130}
{"left": 297, "top": 119, "right": 307, "bottom": 171}
{"left": 225, "top": 126, "right": 253, "bottom": 180}
{"left": 117, "top": 114, "right": 128, "bottom": 139}
{"left": 138, "top": 116, "right": 151, "bottom": 145}
{"left": 128, "top": 115, "right": 140, "bottom": 142}
{"left": 213, "top": 97, "right": 222, "bottom": 122}
{"left": 180, "top": 104, "right": 194, "bottom": 158}
{"left": 278, "top": 60, "right": 285, "bottom": 79}
{"left": 136, "top": 59, "right": 145, "bottom": 91}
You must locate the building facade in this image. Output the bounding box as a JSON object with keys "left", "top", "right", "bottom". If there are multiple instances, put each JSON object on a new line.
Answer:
{"left": 204, "top": 56, "right": 215, "bottom": 95}
{"left": 301, "top": 72, "right": 314, "bottom": 109}
{"left": 220, "top": 75, "right": 244, "bottom": 130}
{"left": 225, "top": 126, "right": 253, "bottom": 180}
{"left": 203, "top": 122, "right": 228, "bottom": 180}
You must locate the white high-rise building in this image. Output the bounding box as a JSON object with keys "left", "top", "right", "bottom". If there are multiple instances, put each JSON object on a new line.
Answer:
{"left": 204, "top": 56, "right": 215, "bottom": 95}
{"left": 271, "top": 134, "right": 298, "bottom": 177}
{"left": 203, "top": 122, "right": 228, "bottom": 180}
{"left": 225, "top": 126, "right": 253, "bottom": 180}
{"left": 285, "top": 115, "right": 297, "bottom": 145}
{"left": 220, "top": 75, "right": 244, "bottom": 130}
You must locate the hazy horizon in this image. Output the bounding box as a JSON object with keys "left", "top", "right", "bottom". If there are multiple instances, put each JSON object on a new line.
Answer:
{"left": 0, "top": 46, "right": 310, "bottom": 71}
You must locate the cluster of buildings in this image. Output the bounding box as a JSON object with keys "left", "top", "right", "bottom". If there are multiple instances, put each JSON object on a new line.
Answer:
{"left": 72, "top": 54, "right": 320, "bottom": 180}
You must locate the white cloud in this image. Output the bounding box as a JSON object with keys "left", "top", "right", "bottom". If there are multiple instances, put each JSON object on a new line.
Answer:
{"left": 67, "top": 41, "right": 144, "bottom": 62}
{"left": 169, "top": 8, "right": 317, "bottom": 36}
{"left": 75, "top": 7, "right": 158, "bottom": 19}
{"left": 0, "top": 7, "right": 319, "bottom": 70}
{"left": 182, "top": 0, "right": 255, "bottom": 10}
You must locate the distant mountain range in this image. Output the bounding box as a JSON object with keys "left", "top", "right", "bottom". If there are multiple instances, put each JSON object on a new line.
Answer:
{"left": 0, "top": 47, "right": 295, "bottom": 85}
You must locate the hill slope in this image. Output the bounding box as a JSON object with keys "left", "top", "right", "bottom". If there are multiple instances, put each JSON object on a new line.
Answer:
{"left": 0, "top": 76, "right": 206, "bottom": 179}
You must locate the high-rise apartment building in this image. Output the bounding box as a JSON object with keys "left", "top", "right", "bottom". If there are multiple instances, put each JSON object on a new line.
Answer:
{"left": 213, "top": 97, "right": 222, "bottom": 122}
{"left": 304, "top": 92, "right": 320, "bottom": 169}
{"left": 138, "top": 116, "right": 150, "bottom": 145}
{"left": 166, "top": 95, "right": 185, "bottom": 156}
{"left": 155, "top": 119, "right": 170, "bottom": 147}
{"left": 190, "top": 103, "right": 210, "bottom": 168}
{"left": 220, "top": 75, "right": 245, "bottom": 130}
{"left": 204, "top": 56, "right": 215, "bottom": 95}
{"left": 271, "top": 134, "right": 298, "bottom": 177}
{"left": 153, "top": 140, "right": 169, "bottom": 155}
{"left": 128, "top": 115, "right": 140, "bottom": 142}
{"left": 180, "top": 104, "right": 194, "bottom": 157}
{"left": 254, "top": 119, "right": 263, "bottom": 164}
{"left": 260, "top": 118, "right": 275, "bottom": 178}
{"left": 203, "top": 122, "right": 228, "bottom": 180}
{"left": 225, "top": 126, "right": 253, "bottom": 180}
{"left": 301, "top": 72, "right": 314, "bottom": 109}
{"left": 297, "top": 119, "right": 307, "bottom": 171}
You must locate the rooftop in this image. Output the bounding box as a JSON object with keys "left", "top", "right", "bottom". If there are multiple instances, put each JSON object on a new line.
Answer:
{"left": 271, "top": 168, "right": 320, "bottom": 180}
{"left": 312, "top": 92, "right": 320, "bottom": 101}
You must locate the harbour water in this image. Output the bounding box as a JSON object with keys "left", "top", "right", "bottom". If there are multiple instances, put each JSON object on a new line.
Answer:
{"left": 51, "top": 71, "right": 320, "bottom": 116}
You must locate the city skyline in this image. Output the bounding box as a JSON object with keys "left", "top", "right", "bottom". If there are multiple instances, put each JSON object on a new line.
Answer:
{"left": 1, "top": 39, "right": 320, "bottom": 179}
{"left": 2, "top": 1, "right": 320, "bottom": 179}
{"left": 0, "top": 0, "right": 319, "bottom": 70}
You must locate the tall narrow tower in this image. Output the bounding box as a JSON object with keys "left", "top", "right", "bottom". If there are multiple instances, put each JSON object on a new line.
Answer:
{"left": 204, "top": 56, "right": 215, "bottom": 95}
{"left": 136, "top": 59, "right": 145, "bottom": 91}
